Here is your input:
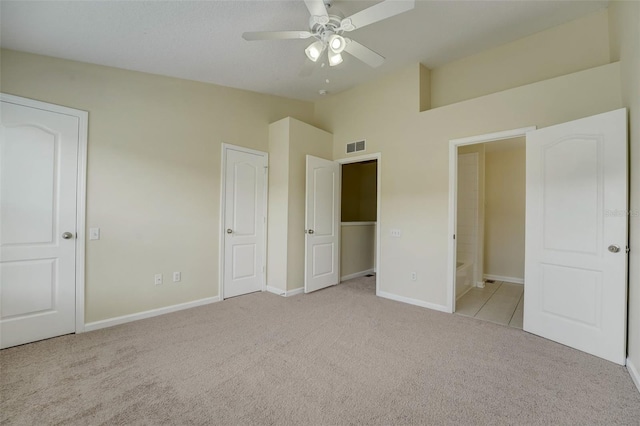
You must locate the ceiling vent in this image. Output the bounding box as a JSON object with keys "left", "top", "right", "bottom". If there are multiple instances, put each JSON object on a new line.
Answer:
{"left": 346, "top": 140, "right": 365, "bottom": 154}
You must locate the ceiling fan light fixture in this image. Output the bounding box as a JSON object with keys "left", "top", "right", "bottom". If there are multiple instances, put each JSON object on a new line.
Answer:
{"left": 328, "top": 51, "right": 343, "bottom": 67}
{"left": 305, "top": 40, "right": 325, "bottom": 62}
{"left": 328, "top": 34, "right": 346, "bottom": 53}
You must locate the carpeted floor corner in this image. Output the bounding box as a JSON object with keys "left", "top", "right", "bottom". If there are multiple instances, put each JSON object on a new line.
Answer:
{"left": 2, "top": 275, "right": 639, "bottom": 425}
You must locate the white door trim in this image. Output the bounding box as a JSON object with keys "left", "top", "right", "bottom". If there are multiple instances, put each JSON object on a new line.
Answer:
{"left": 447, "top": 127, "right": 535, "bottom": 313}
{"left": 337, "top": 152, "right": 382, "bottom": 297}
{"left": 1, "top": 93, "right": 88, "bottom": 333}
{"left": 218, "top": 143, "right": 269, "bottom": 300}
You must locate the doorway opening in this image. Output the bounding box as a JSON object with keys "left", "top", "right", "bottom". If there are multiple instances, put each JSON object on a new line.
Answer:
{"left": 454, "top": 137, "right": 526, "bottom": 328}
{"left": 337, "top": 153, "right": 381, "bottom": 295}
{"left": 447, "top": 127, "right": 535, "bottom": 323}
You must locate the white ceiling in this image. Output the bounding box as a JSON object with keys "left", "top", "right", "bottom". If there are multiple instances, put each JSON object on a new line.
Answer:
{"left": 1, "top": 0, "right": 608, "bottom": 101}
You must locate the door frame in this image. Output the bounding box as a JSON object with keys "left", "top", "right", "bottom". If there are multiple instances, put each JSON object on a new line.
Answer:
{"left": 218, "top": 143, "right": 269, "bottom": 300}
{"left": 447, "top": 127, "right": 535, "bottom": 313}
{"left": 336, "top": 152, "right": 382, "bottom": 296}
{"left": 1, "top": 93, "right": 88, "bottom": 333}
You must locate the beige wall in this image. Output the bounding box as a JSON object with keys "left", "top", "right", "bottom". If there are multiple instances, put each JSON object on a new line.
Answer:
{"left": 266, "top": 119, "right": 291, "bottom": 292}
{"left": 0, "top": 49, "right": 314, "bottom": 322}
{"left": 341, "top": 161, "right": 377, "bottom": 222}
{"left": 341, "top": 225, "right": 376, "bottom": 278}
{"left": 483, "top": 141, "right": 526, "bottom": 280}
{"left": 609, "top": 0, "right": 640, "bottom": 372}
{"left": 315, "top": 62, "right": 622, "bottom": 309}
{"left": 430, "top": 9, "right": 611, "bottom": 108}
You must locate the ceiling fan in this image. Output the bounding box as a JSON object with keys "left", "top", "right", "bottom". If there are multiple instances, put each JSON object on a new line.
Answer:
{"left": 242, "top": 0, "right": 415, "bottom": 70}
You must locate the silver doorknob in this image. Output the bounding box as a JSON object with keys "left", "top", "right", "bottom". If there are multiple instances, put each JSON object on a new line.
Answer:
{"left": 608, "top": 245, "right": 620, "bottom": 253}
{"left": 62, "top": 232, "right": 74, "bottom": 239}
{"left": 226, "top": 229, "right": 233, "bottom": 234}
{"left": 308, "top": 229, "right": 314, "bottom": 234}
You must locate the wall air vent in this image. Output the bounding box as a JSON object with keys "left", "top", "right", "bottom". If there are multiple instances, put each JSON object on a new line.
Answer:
{"left": 346, "top": 140, "right": 366, "bottom": 154}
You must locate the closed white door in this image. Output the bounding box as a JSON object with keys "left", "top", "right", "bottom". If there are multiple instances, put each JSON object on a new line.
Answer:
{"left": 305, "top": 155, "right": 340, "bottom": 293}
{"left": 223, "top": 146, "right": 267, "bottom": 299}
{"left": 1, "top": 98, "right": 80, "bottom": 348}
{"left": 524, "top": 108, "right": 627, "bottom": 365}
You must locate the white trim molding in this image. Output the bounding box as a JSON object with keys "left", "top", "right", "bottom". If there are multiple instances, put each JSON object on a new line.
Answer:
{"left": 450, "top": 126, "right": 537, "bottom": 146}
{"left": 341, "top": 269, "right": 375, "bottom": 282}
{"left": 627, "top": 357, "right": 640, "bottom": 394}
{"left": 84, "top": 297, "right": 220, "bottom": 332}
{"left": 447, "top": 126, "right": 536, "bottom": 313}
{"left": 266, "top": 286, "right": 304, "bottom": 297}
{"left": 1, "top": 93, "right": 89, "bottom": 334}
{"left": 483, "top": 274, "right": 524, "bottom": 285}
{"left": 378, "top": 291, "right": 451, "bottom": 314}
{"left": 266, "top": 286, "right": 286, "bottom": 296}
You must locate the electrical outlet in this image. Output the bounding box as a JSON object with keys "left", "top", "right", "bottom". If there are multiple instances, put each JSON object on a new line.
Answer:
{"left": 154, "top": 274, "right": 163, "bottom": 286}
{"left": 411, "top": 272, "right": 417, "bottom": 281}
{"left": 173, "top": 272, "right": 181, "bottom": 283}
{"left": 391, "top": 229, "right": 402, "bottom": 237}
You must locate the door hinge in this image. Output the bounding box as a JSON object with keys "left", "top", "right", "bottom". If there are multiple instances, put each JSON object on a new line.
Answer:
{"left": 453, "top": 234, "right": 456, "bottom": 240}
{"left": 626, "top": 246, "right": 631, "bottom": 254}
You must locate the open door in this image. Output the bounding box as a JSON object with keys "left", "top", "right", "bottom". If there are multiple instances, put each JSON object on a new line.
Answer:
{"left": 305, "top": 155, "right": 340, "bottom": 293}
{"left": 524, "top": 108, "right": 627, "bottom": 365}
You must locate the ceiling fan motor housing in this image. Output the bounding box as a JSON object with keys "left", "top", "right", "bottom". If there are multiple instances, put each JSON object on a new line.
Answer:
{"left": 309, "top": 13, "right": 344, "bottom": 39}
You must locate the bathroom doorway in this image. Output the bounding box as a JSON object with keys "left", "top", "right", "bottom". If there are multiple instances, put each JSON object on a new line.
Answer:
{"left": 448, "top": 128, "right": 532, "bottom": 328}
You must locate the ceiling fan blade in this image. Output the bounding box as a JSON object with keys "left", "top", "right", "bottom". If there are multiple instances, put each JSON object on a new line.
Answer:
{"left": 344, "top": 39, "right": 385, "bottom": 68}
{"left": 341, "top": 0, "right": 414, "bottom": 31}
{"left": 242, "top": 31, "right": 312, "bottom": 41}
{"left": 304, "top": 0, "right": 329, "bottom": 19}
{"left": 299, "top": 59, "right": 316, "bottom": 77}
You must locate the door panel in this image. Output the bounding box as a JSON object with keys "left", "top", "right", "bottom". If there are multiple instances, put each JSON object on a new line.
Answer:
{"left": 1, "top": 126, "right": 56, "bottom": 245}
{"left": 524, "top": 108, "right": 627, "bottom": 365}
{"left": 1, "top": 99, "right": 79, "bottom": 348}
{"left": 305, "top": 155, "right": 340, "bottom": 293}
{"left": 223, "top": 147, "right": 266, "bottom": 299}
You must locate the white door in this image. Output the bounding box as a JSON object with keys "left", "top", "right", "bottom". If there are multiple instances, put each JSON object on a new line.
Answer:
{"left": 222, "top": 146, "right": 267, "bottom": 299}
{"left": 1, "top": 97, "right": 81, "bottom": 348}
{"left": 524, "top": 108, "right": 627, "bottom": 365}
{"left": 305, "top": 155, "right": 340, "bottom": 293}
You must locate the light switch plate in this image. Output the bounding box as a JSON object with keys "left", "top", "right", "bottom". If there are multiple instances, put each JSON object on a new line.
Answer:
{"left": 391, "top": 229, "right": 401, "bottom": 237}
{"left": 89, "top": 227, "right": 100, "bottom": 240}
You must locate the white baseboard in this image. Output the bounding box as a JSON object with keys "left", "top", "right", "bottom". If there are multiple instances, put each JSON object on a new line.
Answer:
{"left": 266, "top": 285, "right": 303, "bottom": 297}
{"left": 627, "top": 357, "right": 640, "bottom": 394}
{"left": 483, "top": 274, "right": 524, "bottom": 285}
{"left": 84, "top": 296, "right": 220, "bottom": 332}
{"left": 378, "top": 291, "right": 451, "bottom": 314}
{"left": 266, "top": 285, "right": 286, "bottom": 296}
{"left": 341, "top": 268, "right": 375, "bottom": 282}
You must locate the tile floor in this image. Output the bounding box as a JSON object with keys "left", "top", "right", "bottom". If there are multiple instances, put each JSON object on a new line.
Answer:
{"left": 455, "top": 281, "right": 524, "bottom": 328}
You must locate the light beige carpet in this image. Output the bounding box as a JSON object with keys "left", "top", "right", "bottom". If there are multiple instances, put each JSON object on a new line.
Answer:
{"left": 2, "top": 276, "right": 639, "bottom": 425}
